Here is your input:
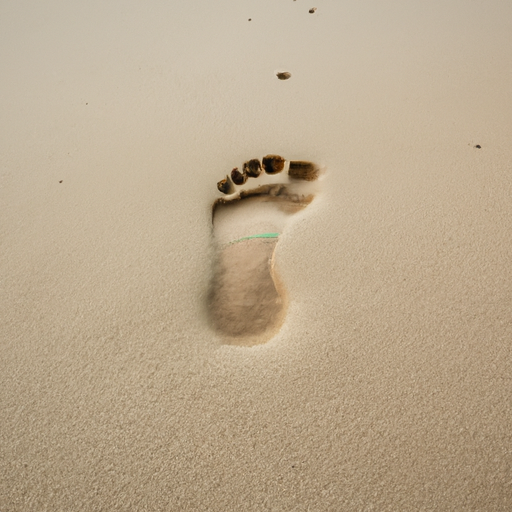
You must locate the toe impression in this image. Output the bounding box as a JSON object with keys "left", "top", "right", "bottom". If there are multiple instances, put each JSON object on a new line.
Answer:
{"left": 231, "top": 167, "right": 247, "bottom": 185}
{"left": 217, "top": 175, "right": 236, "bottom": 195}
{"left": 243, "top": 159, "right": 262, "bottom": 178}
{"left": 288, "top": 160, "right": 319, "bottom": 181}
{"left": 262, "top": 155, "right": 286, "bottom": 174}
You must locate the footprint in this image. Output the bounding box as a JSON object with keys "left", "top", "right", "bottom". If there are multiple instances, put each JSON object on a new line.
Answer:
{"left": 208, "top": 157, "right": 321, "bottom": 346}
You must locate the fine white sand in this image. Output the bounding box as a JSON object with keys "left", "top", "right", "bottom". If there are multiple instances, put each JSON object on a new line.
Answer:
{"left": 1, "top": 0, "right": 512, "bottom": 510}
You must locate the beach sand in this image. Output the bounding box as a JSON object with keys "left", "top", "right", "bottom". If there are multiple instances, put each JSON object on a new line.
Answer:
{"left": 1, "top": 0, "right": 512, "bottom": 510}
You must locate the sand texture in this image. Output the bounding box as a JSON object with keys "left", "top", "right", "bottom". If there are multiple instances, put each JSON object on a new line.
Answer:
{"left": 1, "top": 0, "right": 512, "bottom": 510}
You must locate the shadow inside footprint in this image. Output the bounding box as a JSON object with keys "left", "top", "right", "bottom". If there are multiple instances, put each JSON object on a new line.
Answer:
{"left": 208, "top": 159, "right": 320, "bottom": 346}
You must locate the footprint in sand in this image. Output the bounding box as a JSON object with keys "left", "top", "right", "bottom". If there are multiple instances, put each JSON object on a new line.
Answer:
{"left": 208, "top": 156, "right": 321, "bottom": 346}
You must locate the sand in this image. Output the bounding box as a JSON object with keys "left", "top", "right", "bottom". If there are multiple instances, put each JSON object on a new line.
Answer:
{"left": 1, "top": 0, "right": 512, "bottom": 510}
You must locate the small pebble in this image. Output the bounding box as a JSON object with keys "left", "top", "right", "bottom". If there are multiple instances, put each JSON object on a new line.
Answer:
{"left": 276, "top": 72, "right": 291, "bottom": 80}
{"left": 474, "top": 144, "right": 481, "bottom": 149}
{"left": 309, "top": 7, "right": 317, "bottom": 13}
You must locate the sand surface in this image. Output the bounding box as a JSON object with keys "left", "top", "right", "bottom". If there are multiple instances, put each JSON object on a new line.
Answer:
{"left": 1, "top": 0, "right": 512, "bottom": 510}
